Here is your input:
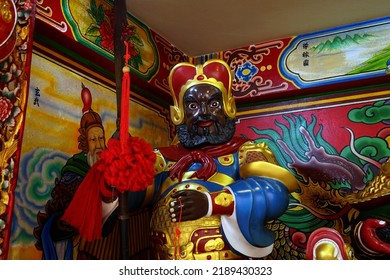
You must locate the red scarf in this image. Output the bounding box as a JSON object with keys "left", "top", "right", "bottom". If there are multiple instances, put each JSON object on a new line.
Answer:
{"left": 159, "top": 136, "right": 248, "bottom": 182}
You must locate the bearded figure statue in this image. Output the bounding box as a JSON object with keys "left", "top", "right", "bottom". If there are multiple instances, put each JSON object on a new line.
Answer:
{"left": 111, "top": 59, "right": 298, "bottom": 260}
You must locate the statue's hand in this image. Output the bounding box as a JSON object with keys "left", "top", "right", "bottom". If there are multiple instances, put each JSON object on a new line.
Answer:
{"left": 168, "top": 190, "right": 208, "bottom": 222}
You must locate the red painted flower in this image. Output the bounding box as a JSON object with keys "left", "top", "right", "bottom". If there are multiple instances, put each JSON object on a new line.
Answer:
{"left": 0, "top": 96, "right": 13, "bottom": 122}
{"left": 99, "top": 20, "right": 114, "bottom": 51}
{"left": 24, "top": 0, "right": 33, "bottom": 10}
{"left": 86, "top": 0, "right": 143, "bottom": 68}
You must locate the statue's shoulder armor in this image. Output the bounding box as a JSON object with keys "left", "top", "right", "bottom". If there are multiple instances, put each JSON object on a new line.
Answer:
{"left": 153, "top": 149, "right": 167, "bottom": 174}
{"left": 154, "top": 148, "right": 180, "bottom": 174}
{"left": 238, "top": 141, "right": 278, "bottom": 165}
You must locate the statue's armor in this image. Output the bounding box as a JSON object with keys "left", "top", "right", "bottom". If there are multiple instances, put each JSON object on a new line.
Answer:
{"left": 149, "top": 141, "right": 277, "bottom": 260}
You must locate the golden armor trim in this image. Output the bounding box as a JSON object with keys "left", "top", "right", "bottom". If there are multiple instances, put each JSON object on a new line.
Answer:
{"left": 214, "top": 192, "right": 234, "bottom": 207}
{"left": 160, "top": 170, "right": 235, "bottom": 195}
{"left": 240, "top": 161, "right": 298, "bottom": 192}
{"left": 192, "top": 250, "right": 243, "bottom": 260}
{"left": 153, "top": 149, "right": 166, "bottom": 173}
{"left": 238, "top": 141, "right": 277, "bottom": 165}
{"left": 204, "top": 237, "right": 225, "bottom": 252}
{"left": 217, "top": 154, "right": 234, "bottom": 166}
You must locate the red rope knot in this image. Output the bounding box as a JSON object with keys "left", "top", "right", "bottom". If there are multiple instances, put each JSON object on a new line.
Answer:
{"left": 123, "top": 41, "right": 131, "bottom": 66}
{"left": 190, "top": 150, "right": 203, "bottom": 161}
{"left": 169, "top": 150, "right": 216, "bottom": 182}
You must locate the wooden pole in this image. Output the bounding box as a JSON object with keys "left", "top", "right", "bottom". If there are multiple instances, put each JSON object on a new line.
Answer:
{"left": 113, "top": 0, "right": 129, "bottom": 260}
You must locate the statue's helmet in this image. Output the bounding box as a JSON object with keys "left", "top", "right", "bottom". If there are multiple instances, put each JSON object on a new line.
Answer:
{"left": 168, "top": 59, "right": 236, "bottom": 125}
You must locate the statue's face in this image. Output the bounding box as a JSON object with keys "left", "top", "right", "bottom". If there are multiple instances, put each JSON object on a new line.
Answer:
{"left": 177, "top": 84, "right": 235, "bottom": 148}
{"left": 184, "top": 84, "right": 226, "bottom": 137}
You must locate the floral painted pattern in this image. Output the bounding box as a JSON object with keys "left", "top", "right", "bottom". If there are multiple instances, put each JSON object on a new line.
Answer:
{"left": 0, "top": 0, "right": 32, "bottom": 259}
{"left": 85, "top": 0, "right": 144, "bottom": 69}
{"left": 0, "top": 58, "right": 21, "bottom": 126}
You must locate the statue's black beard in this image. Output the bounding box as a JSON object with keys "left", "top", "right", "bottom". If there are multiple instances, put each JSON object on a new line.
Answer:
{"left": 177, "top": 117, "right": 236, "bottom": 148}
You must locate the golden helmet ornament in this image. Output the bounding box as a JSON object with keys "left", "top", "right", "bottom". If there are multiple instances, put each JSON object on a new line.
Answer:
{"left": 168, "top": 59, "right": 236, "bottom": 125}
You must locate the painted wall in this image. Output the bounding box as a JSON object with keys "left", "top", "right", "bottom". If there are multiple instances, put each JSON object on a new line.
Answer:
{"left": 235, "top": 88, "right": 390, "bottom": 259}
{"left": 2, "top": 0, "right": 390, "bottom": 260}
{"left": 222, "top": 15, "right": 390, "bottom": 260}
{"left": 194, "top": 17, "right": 390, "bottom": 105}
{"left": 8, "top": 52, "right": 172, "bottom": 260}
{"left": 35, "top": 0, "right": 189, "bottom": 102}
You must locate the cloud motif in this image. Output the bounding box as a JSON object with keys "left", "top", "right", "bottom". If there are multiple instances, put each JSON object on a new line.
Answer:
{"left": 348, "top": 100, "right": 390, "bottom": 124}
{"left": 10, "top": 148, "right": 69, "bottom": 245}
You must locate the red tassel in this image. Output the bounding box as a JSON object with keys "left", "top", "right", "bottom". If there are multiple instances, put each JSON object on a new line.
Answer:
{"left": 120, "top": 41, "right": 131, "bottom": 152}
